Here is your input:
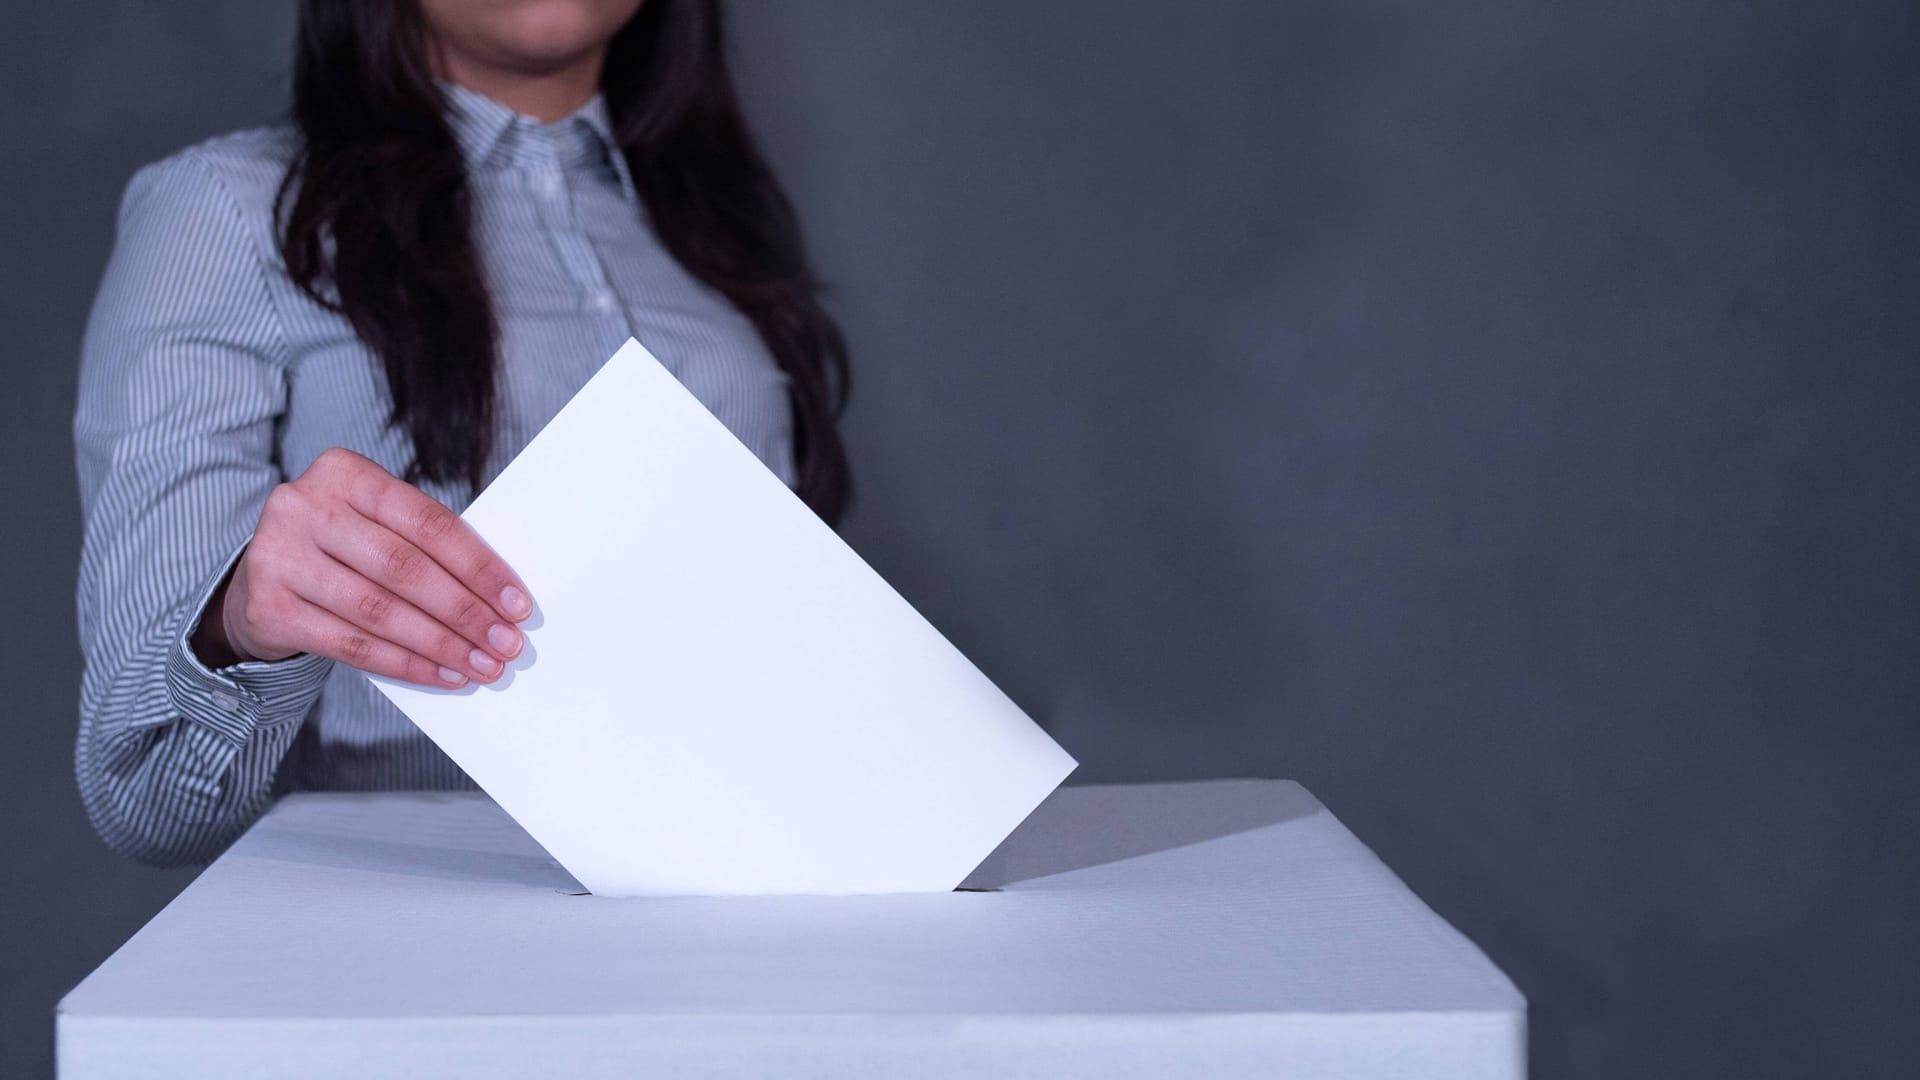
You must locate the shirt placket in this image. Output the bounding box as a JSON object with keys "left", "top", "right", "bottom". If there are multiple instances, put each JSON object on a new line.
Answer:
{"left": 520, "top": 122, "right": 634, "bottom": 331}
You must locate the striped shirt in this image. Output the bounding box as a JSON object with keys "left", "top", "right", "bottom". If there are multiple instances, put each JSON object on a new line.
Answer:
{"left": 74, "top": 84, "right": 798, "bottom": 866}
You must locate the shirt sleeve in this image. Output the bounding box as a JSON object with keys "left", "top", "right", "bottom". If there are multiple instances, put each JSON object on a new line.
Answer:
{"left": 73, "top": 149, "right": 334, "bottom": 867}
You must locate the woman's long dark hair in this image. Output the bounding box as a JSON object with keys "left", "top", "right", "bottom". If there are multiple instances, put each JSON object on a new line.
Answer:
{"left": 276, "top": 0, "right": 849, "bottom": 521}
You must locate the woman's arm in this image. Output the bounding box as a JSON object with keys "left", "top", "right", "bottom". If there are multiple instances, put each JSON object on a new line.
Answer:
{"left": 75, "top": 149, "right": 540, "bottom": 867}
{"left": 73, "top": 150, "right": 333, "bottom": 866}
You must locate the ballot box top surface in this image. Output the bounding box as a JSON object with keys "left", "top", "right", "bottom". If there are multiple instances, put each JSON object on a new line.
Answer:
{"left": 61, "top": 779, "right": 1520, "bottom": 1022}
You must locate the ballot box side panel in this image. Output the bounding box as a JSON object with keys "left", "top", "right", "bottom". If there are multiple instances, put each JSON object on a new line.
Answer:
{"left": 56, "top": 1009, "right": 1525, "bottom": 1080}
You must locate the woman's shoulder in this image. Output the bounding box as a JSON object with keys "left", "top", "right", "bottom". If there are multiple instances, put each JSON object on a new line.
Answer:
{"left": 120, "top": 125, "right": 301, "bottom": 229}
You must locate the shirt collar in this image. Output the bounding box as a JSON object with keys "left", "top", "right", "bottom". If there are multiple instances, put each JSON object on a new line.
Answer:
{"left": 439, "top": 81, "right": 638, "bottom": 204}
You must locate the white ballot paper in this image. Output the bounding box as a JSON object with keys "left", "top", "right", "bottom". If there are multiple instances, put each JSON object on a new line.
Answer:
{"left": 368, "top": 339, "right": 1076, "bottom": 897}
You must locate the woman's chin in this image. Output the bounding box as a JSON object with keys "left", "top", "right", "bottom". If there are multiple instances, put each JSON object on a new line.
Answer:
{"left": 427, "top": 0, "right": 644, "bottom": 75}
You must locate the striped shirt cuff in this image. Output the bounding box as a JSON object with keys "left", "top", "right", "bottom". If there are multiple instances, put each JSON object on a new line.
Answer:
{"left": 165, "top": 537, "right": 333, "bottom": 746}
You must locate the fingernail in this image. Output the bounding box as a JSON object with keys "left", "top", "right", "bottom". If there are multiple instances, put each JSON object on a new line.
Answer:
{"left": 438, "top": 667, "right": 468, "bottom": 686}
{"left": 487, "top": 622, "right": 520, "bottom": 657}
{"left": 469, "top": 649, "right": 502, "bottom": 677}
{"left": 501, "top": 585, "right": 532, "bottom": 619}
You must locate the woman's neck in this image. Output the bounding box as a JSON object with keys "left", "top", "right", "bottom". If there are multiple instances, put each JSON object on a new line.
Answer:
{"left": 427, "top": 40, "right": 605, "bottom": 123}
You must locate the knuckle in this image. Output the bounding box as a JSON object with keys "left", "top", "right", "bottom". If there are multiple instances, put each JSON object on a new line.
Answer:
{"left": 339, "top": 455, "right": 395, "bottom": 507}
{"left": 338, "top": 633, "right": 376, "bottom": 667}
{"left": 410, "top": 503, "right": 458, "bottom": 541}
{"left": 448, "top": 593, "right": 485, "bottom": 629}
{"left": 315, "top": 446, "right": 360, "bottom": 473}
{"left": 469, "top": 554, "right": 509, "bottom": 592}
{"left": 304, "top": 450, "right": 345, "bottom": 487}
{"left": 379, "top": 543, "right": 421, "bottom": 583}
{"left": 355, "top": 590, "right": 393, "bottom": 627}
{"left": 259, "top": 484, "right": 306, "bottom": 527}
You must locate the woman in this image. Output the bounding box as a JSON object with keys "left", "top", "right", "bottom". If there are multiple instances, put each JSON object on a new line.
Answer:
{"left": 73, "top": 0, "right": 848, "bottom": 866}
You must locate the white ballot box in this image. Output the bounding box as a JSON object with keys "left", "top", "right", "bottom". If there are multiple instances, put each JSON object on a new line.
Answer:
{"left": 58, "top": 781, "right": 1525, "bottom": 1079}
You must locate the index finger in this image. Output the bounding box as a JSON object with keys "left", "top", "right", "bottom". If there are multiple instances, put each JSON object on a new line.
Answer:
{"left": 347, "top": 471, "right": 534, "bottom": 623}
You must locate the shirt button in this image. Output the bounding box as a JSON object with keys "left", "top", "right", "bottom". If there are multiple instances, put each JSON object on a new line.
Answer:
{"left": 532, "top": 169, "right": 563, "bottom": 197}
{"left": 587, "top": 289, "right": 618, "bottom": 314}
{"left": 211, "top": 690, "right": 241, "bottom": 713}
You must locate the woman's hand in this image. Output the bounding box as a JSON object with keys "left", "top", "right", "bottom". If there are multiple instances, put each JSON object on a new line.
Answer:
{"left": 192, "top": 447, "right": 533, "bottom": 687}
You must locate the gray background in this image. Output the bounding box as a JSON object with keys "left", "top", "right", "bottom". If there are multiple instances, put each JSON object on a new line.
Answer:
{"left": 4, "top": 1, "right": 1916, "bottom": 1076}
